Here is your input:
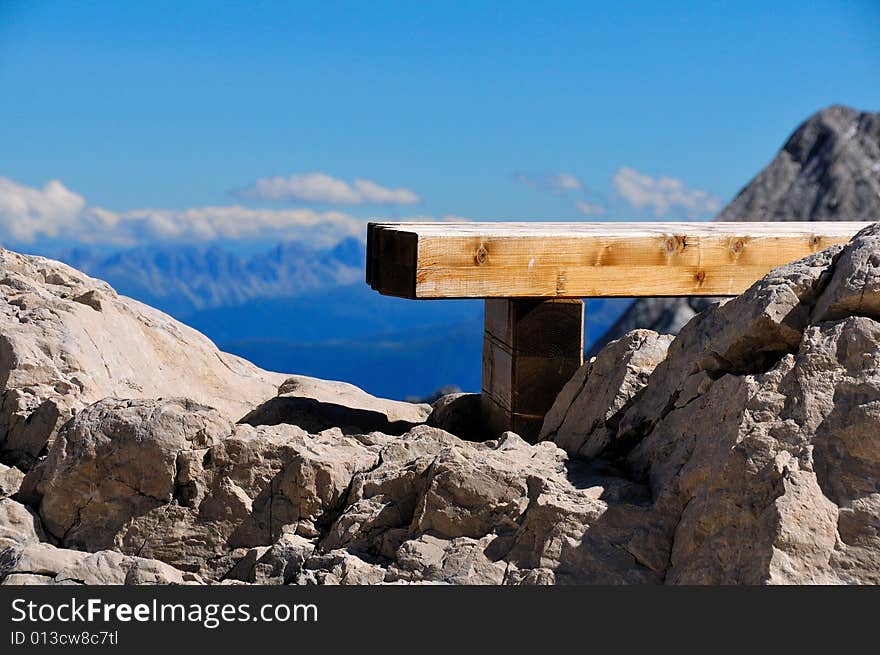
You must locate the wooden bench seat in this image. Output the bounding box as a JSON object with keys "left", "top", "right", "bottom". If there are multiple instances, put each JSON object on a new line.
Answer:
{"left": 366, "top": 221, "right": 871, "bottom": 439}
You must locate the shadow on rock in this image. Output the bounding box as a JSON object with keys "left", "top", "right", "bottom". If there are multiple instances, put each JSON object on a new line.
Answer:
{"left": 240, "top": 396, "right": 422, "bottom": 435}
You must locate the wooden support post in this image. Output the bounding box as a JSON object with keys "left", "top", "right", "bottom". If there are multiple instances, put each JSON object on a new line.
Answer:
{"left": 481, "top": 298, "right": 584, "bottom": 442}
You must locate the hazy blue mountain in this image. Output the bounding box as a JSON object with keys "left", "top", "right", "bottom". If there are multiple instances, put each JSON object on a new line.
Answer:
{"left": 56, "top": 238, "right": 365, "bottom": 316}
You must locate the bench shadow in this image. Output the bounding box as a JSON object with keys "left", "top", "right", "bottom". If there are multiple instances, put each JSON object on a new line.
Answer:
{"left": 238, "top": 396, "right": 420, "bottom": 436}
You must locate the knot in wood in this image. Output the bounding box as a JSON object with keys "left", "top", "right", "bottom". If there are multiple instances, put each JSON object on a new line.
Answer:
{"left": 665, "top": 236, "right": 686, "bottom": 254}
{"left": 474, "top": 245, "right": 489, "bottom": 266}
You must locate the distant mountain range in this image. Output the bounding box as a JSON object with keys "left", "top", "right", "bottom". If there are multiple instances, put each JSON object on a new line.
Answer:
{"left": 58, "top": 238, "right": 365, "bottom": 316}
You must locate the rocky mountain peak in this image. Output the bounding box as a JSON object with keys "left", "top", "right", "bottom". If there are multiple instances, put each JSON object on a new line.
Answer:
{"left": 717, "top": 104, "right": 880, "bottom": 222}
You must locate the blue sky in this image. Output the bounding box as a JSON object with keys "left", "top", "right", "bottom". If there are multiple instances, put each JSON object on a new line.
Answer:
{"left": 1, "top": 1, "right": 878, "bottom": 248}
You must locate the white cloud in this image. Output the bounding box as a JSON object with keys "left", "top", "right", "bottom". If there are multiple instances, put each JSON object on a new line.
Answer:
{"left": 574, "top": 200, "right": 605, "bottom": 216}
{"left": 0, "top": 177, "right": 87, "bottom": 241}
{"left": 238, "top": 173, "right": 421, "bottom": 205}
{"left": 612, "top": 167, "right": 721, "bottom": 218}
{"left": 90, "top": 206, "right": 366, "bottom": 246}
{"left": 0, "top": 176, "right": 368, "bottom": 247}
{"left": 0, "top": 176, "right": 460, "bottom": 248}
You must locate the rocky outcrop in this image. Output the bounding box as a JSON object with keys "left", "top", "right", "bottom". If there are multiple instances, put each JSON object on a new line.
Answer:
{"left": 1, "top": 543, "right": 202, "bottom": 585}
{"left": 0, "top": 463, "right": 23, "bottom": 498}
{"left": 0, "top": 249, "right": 286, "bottom": 468}
{"left": 0, "top": 462, "right": 44, "bottom": 548}
{"left": 19, "top": 397, "right": 650, "bottom": 583}
{"left": 552, "top": 224, "right": 880, "bottom": 583}
{"left": 541, "top": 330, "right": 673, "bottom": 457}
{"left": 20, "top": 398, "right": 383, "bottom": 577}
{"left": 4, "top": 221, "right": 880, "bottom": 584}
{"left": 0, "top": 456, "right": 193, "bottom": 584}
{"left": 592, "top": 105, "right": 880, "bottom": 353}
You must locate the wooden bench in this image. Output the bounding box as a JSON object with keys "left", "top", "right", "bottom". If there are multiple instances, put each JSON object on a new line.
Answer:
{"left": 366, "top": 221, "right": 870, "bottom": 440}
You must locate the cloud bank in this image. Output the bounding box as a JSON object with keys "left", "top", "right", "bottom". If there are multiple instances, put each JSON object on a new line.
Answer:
{"left": 237, "top": 173, "right": 421, "bottom": 205}
{"left": 0, "top": 177, "right": 88, "bottom": 241}
{"left": 0, "top": 176, "right": 462, "bottom": 248}
{"left": 0, "top": 176, "right": 372, "bottom": 246}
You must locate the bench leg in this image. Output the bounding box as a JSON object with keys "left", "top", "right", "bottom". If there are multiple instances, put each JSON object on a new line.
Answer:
{"left": 481, "top": 298, "right": 584, "bottom": 442}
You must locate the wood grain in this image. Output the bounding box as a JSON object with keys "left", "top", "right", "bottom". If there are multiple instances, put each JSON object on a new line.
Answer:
{"left": 367, "top": 221, "right": 871, "bottom": 298}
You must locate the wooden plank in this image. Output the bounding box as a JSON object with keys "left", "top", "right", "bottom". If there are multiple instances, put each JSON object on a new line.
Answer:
{"left": 367, "top": 221, "right": 871, "bottom": 298}
{"left": 482, "top": 299, "right": 583, "bottom": 441}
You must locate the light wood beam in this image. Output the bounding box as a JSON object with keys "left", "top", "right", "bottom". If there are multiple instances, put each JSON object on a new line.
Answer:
{"left": 367, "top": 221, "right": 870, "bottom": 299}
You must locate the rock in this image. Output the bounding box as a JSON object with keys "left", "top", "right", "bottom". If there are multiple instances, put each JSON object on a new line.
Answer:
{"left": 813, "top": 223, "right": 880, "bottom": 321}
{"left": 224, "top": 533, "right": 316, "bottom": 584}
{"left": 0, "top": 249, "right": 286, "bottom": 468}
{"left": 0, "top": 463, "right": 24, "bottom": 497}
{"left": 297, "top": 550, "right": 388, "bottom": 585}
{"left": 426, "top": 392, "right": 483, "bottom": 440}
{"left": 412, "top": 432, "right": 560, "bottom": 540}
{"left": 23, "top": 393, "right": 654, "bottom": 584}
{"left": 25, "top": 398, "right": 382, "bottom": 577}
{"left": 23, "top": 398, "right": 231, "bottom": 551}
{"left": 2, "top": 574, "right": 60, "bottom": 585}
{"left": 588, "top": 227, "right": 880, "bottom": 583}
{"left": 0, "top": 498, "right": 46, "bottom": 546}
{"left": 592, "top": 104, "right": 880, "bottom": 352}
{"left": 389, "top": 534, "right": 507, "bottom": 584}
{"left": 617, "top": 245, "right": 841, "bottom": 442}
{"left": 320, "top": 426, "right": 651, "bottom": 583}
{"left": 240, "top": 374, "right": 430, "bottom": 435}
{"left": 0, "top": 542, "right": 201, "bottom": 585}
{"left": 541, "top": 330, "right": 673, "bottom": 457}
{"left": 0, "top": 461, "right": 47, "bottom": 548}
{"left": 6, "top": 212, "right": 880, "bottom": 584}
